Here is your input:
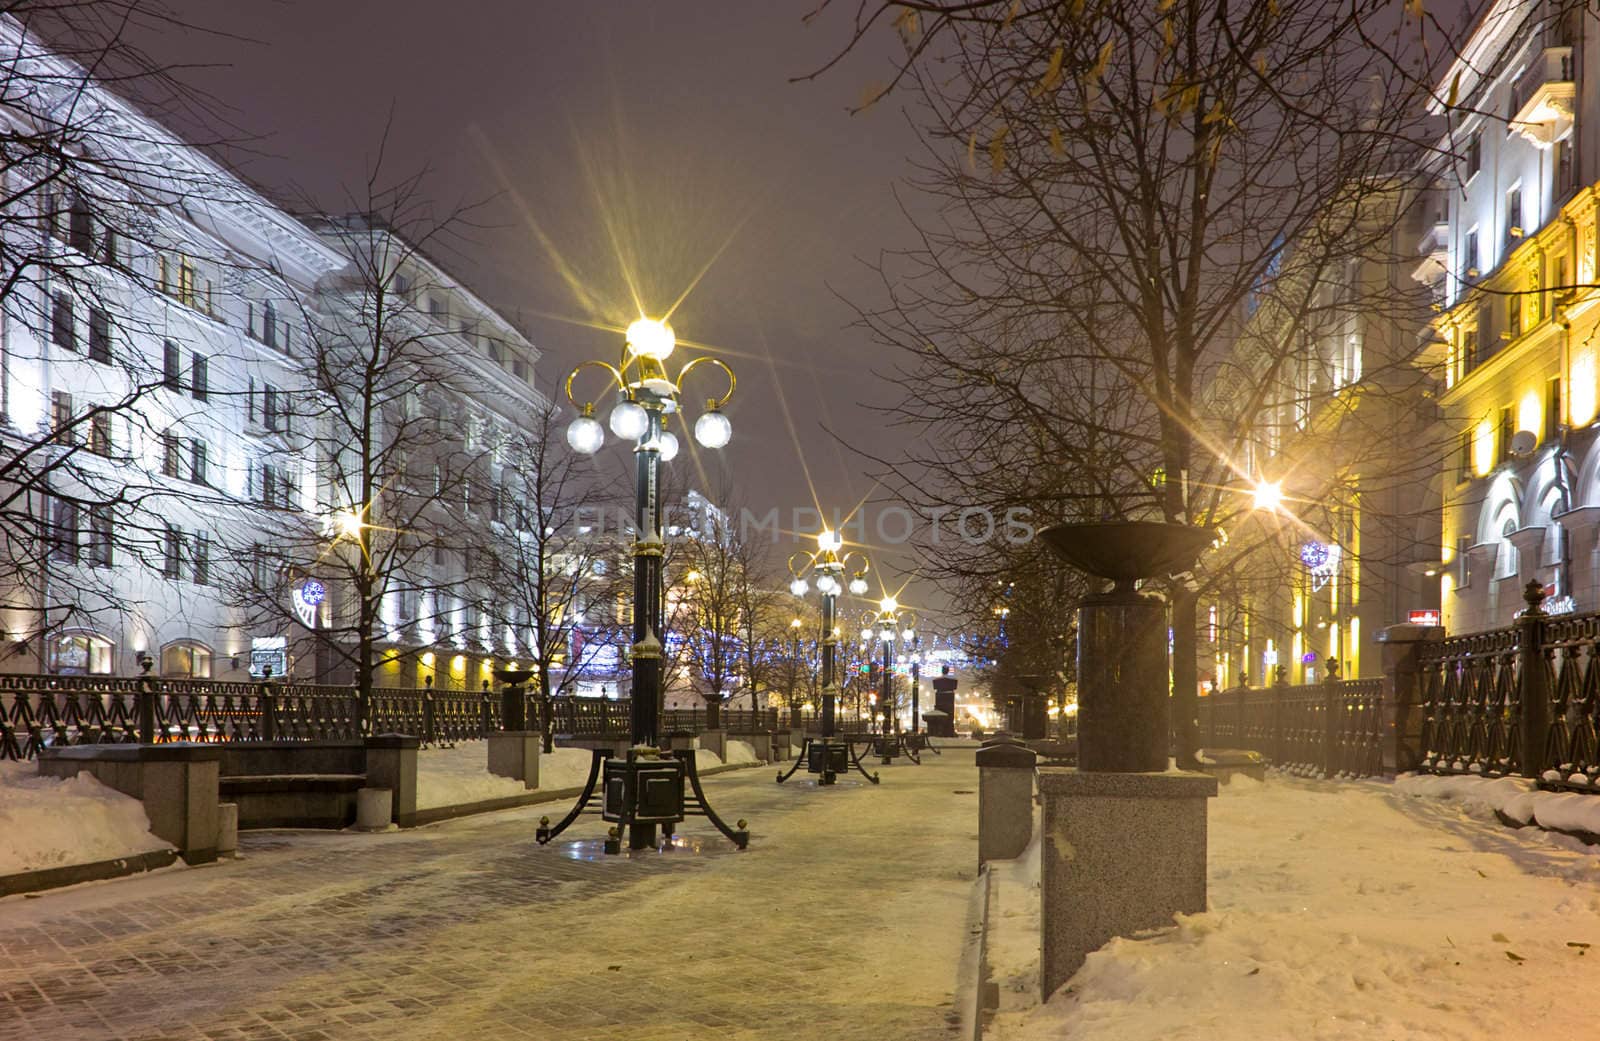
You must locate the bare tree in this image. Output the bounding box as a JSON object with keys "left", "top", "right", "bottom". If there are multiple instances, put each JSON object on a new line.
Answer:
{"left": 821, "top": 0, "right": 1457, "bottom": 765}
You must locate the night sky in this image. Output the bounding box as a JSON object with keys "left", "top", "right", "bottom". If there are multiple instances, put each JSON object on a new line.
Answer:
{"left": 149, "top": 0, "right": 930, "bottom": 597}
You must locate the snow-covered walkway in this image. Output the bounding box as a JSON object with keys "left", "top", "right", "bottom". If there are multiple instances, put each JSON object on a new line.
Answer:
{"left": 995, "top": 773, "right": 1600, "bottom": 1041}
{"left": 0, "top": 747, "right": 977, "bottom": 1040}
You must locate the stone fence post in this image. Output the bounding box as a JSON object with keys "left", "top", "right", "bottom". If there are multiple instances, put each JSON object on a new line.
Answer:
{"left": 1322, "top": 659, "right": 1341, "bottom": 779}
{"left": 1376, "top": 622, "right": 1444, "bottom": 775}
{"left": 977, "top": 737, "right": 1036, "bottom": 868}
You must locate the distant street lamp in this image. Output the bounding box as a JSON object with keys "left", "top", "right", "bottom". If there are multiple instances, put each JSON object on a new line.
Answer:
{"left": 537, "top": 317, "right": 748, "bottom": 853}
{"left": 861, "top": 596, "right": 921, "bottom": 765}
{"left": 776, "top": 528, "right": 879, "bottom": 785}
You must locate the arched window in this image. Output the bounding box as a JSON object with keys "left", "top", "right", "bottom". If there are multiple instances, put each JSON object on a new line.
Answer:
{"left": 1498, "top": 512, "right": 1520, "bottom": 579}
{"left": 161, "top": 640, "right": 212, "bottom": 679}
{"left": 49, "top": 631, "right": 114, "bottom": 675}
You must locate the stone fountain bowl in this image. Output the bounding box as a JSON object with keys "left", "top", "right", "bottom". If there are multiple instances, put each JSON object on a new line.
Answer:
{"left": 492, "top": 668, "right": 536, "bottom": 685}
{"left": 1038, "top": 521, "right": 1219, "bottom": 583}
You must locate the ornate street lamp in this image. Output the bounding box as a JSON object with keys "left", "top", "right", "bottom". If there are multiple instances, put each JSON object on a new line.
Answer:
{"left": 536, "top": 318, "right": 749, "bottom": 853}
{"left": 776, "top": 528, "right": 879, "bottom": 785}
{"left": 860, "top": 596, "right": 922, "bottom": 765}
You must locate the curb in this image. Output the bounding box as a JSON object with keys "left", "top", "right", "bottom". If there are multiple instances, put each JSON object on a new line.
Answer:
{"left": 0, "top": 848, "right": 179, "bottom": 899}
{"left": 411, "top": 759, "right": 765, "bottom": 827}
{"left": 955, "top": 866, "right": 996, "bottom": 1041}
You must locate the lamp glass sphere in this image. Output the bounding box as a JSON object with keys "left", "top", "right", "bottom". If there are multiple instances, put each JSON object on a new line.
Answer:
{"left": 655, "top": 430, "right": 680, "bottom": 462}
{"left": 902, "top": 627, "right": 915, "bottom": 641}
{"left": 848, "top": 576, "right": 869, "bottom": 596}
{"left": 694, "top": 409, "right": 732, "bottom": 449}
{"left": 790, "top": 577, "right": 809, "bottom": 596}
{"left": 566, "top": 415, "right": 604, "bottom": 454}
{"left": 817, "top": 529, "right": 843, "bottom": 552}
{"left": 626, "top": 318, "right": 676, "bottom": 361}
{"left": 609, "top": 400, "right": 648, "bottom": 440}
{"left": 860, "top": 627, "right": 874, "bottom": 641}
{"left": 879, "top": 596, "right": 898, "bottom": 613}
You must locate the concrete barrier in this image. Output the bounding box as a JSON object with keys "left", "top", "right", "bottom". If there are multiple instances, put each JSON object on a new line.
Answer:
{"left": 37, "top": 744, "right": 221, "bottom": 865}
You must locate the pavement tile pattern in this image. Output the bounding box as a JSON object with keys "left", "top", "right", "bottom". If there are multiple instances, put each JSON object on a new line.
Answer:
{"left": 0, "top": 749, "right": 979, "bottom": 1040}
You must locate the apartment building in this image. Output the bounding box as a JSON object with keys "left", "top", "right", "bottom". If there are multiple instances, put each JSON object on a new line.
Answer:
{"left": 1427, "top": 0, "right": 1600, "bottom": 633}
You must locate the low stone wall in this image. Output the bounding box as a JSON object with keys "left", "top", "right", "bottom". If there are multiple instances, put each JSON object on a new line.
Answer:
{"left": 37, "top": 744, "right": 221, "bottom": 865}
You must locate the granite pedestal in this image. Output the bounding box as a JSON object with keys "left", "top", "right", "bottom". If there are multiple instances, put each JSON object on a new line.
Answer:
{"left": 977, "top": 739, "right": 1037, "bottom": 867}
{"left": 1038, "top": 768, "right": 1217, "bottom": 996}
{"left": 487, "top": 731, "right": 541, "bottom": 789}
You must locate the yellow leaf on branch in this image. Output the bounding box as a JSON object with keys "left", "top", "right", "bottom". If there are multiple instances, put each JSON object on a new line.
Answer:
{"left": 989, "top": 124, "right": 1010, "bottom": 173}
{"left": 1050, "top": 126, "right": 1064, "bottom": 154}
{"left": 1090, "top": 39, "right": 1114, "bottom": 80}
{"left": 1033, "top": 45, "right": 1065, "bottom": 96}
{"left": 1002, "top": 0, "right": 1022, "bottom": 29}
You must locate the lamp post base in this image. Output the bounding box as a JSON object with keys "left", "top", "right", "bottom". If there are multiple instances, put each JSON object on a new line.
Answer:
{"left": 874, "top": 732, "right": 924, "bottom": 766}
{"left": 536, "top": 746, "right": 750, "bottom": 851}
{"left": 775, "top": 736, "right": 880, "bottom": 785}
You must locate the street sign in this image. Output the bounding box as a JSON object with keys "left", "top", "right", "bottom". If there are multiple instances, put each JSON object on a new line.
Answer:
{"left": 1408, "top": 609, "right": 1441, "bottom": 626}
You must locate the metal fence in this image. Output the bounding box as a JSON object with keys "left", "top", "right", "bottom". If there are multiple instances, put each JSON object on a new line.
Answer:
{"left": 661, "top": 707, "right": 781, "bottom": 733}
{"left": 1196, "top": 677, "right": 1387, "bottom": 778}
{"left": 1417, "top": 587, "right": 1600, "bottom": 791}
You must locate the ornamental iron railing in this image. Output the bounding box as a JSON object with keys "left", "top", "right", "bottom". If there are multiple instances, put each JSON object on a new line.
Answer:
{"left": 1417, "top": 583, "right": 1600, "bottom": 791}
{"left": 1196, "top": 676, "right": 1387, "bottom": 778}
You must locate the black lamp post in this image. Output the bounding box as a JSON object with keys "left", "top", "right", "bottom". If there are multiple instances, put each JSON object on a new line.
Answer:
{"left": 536, "top": 318, "right": 749, "bottom": 852}
{"left": 776, "top": 528, "right": 879, "bottom": 785}
{"left": 860, "top": 597, "right": 922, "bottom": 766}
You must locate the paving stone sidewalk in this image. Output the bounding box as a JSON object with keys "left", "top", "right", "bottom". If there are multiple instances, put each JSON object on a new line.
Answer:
{"left": 0, "top": 748, "right": 980, "bottom": 1041}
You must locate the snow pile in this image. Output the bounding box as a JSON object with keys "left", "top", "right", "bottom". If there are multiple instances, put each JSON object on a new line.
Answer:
{"left": 537, "top": 747, "right": 602, "bottom": 790}
{"left": 725, "top": 739, "right": 759, "bottom": 765}
{"left": 695, "top": 747, "right": 725, "bottom": 773}
{"left": 0, "top": 762, "right": 170, "bottom": 875}
{"left": 1395, "top": 772, "right": 1600, "bottom": 838}
{"left": 992, "top": 772, "right": 1600, "bottom": 1040}
{"left": 414, "top": 746, "right": 531, "bottom": 810}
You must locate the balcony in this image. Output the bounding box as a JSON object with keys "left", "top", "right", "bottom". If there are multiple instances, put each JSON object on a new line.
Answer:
{"left": 1510, "top": 46, "right": 1575, "bottom": 146}
{"left": 1411, "top": 219, "right": 1449, "bottom": 288}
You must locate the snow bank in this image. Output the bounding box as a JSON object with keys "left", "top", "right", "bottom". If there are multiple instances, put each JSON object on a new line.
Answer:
{"left": 415, "top": 745, "right": 604, "bottom": 810}
{"left": 0, "top": 762, "right": 170, "bottom": 875}
{"left": 987, "top": 820, "right": 1043, "bottom": 1013}
{"left": 1395, "top": 772, "right": 1600, "bottom": 837}
{"left": 991, "top": 772, "right": 1600, "bottom": 1041}
{"left": 725, "top": 739, "right": 758, "bottom": 765}
{"left": 695, "top": 748, "right": 724, "bottom": 772}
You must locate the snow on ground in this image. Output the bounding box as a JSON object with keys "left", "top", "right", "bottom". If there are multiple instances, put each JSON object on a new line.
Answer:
{"left": 1395, "top": 772, "right": 1600, "bottom": 838}
{"left": 725, "top": 739, "right": 758, "bottom": 764}
{"left": 414, "top": 744, "right": 736, "bottom": 810}
{"left": 0, "top": 762, "right": 170, "bottom": 874}
{"left": 987, "top": 819, "right": 1044, "bottom": 1016}
{"left": 992, "top": 772, "right": 1600, "bottom": 1041}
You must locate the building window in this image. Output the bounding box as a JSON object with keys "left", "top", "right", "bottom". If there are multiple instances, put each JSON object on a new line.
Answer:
{"left": 1556, "top": 137, "right": 1575, "bottom": 195}
{"left": 262, "top": 300, "right": 277, "bottom": 349}
{"left": 51, "top": 293, "right": 75, "bottom": 351}
{"left": 162, "top": 341, "right": 182, "bottom": 390}
{"left": 1546, "top": 378, "right": 1563, "bottom": 443}
{"left": 188, "top": 440, "right": 207, "bottom": 485}
{"left": 48, "top": 496, "right": 79, "bottom": 563}
{"left": 51, "top": 391, "right": 73, "bottom": 444}
{"left": 159, "top": 432, "right": 179, "bottom": 478}
{"left": 1456, "top": 534, "right": 1472, "bottom": 587}
{"left": 160, "top": 641, "right": 212, "bottom": 679}
{"left": 1461, "top": 324, "right": 1478, "bottom": 375}
{"left": 1507, "top": 292, "right": 1522, "bottom": 340}
{"left": 87, "top": 412, "right": 111, "bottom": 456}
{"left": 88, "top": 308, "right": 111, "bottom": 363}
{"left": 192, "top": 532, "right": 210, "bottom": 585}
{"left": 513, "top": 359, "right": 528, "bottom": 382}
{"left": 1464, "top": 228, "right": 1480, "bottom": 278}
{"left": 87, "top": 505, "right": 113, "bottom": 567}
{"left": 1497, "top": 514, "right": 1519, "bottom": 579}
{"left": 1506, "top": 185, "right": 1522, "bottom": 240}
{"left": 1466, "top": 131, "right": 1481, "bottom": 180}
{"left": 191, "top": 354, "right": 209, "bottom": 402}
{"left": 68, "top": 195, "right": 93, "bottom": 254}
{"left": 1497, "top": 405, "right": 1514, "bottom": 465}
{"left": 162, "top": 525, "right": 182, "bottom": 579}
{"left": 49, "top": 632, "right": 113, "bottom": 676}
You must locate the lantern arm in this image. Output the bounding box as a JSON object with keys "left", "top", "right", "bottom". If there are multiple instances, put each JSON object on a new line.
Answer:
{"left": 563, "top": 360, "right": 626, "bottom": 408}
{"left": 675, "top": 356, "right": 736, "bottom": 408}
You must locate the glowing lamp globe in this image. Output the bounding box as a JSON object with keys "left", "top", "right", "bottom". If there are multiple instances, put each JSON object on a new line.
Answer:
{"left": 566, "top": 414, "right": 604, "bottom": 454}
{"left": 609, "top": 400, "right": 649, "bottom": 440}
{"left": 902, "top": 627, "right": 915, "bottom": 641}
{"left": 626, "top": 318, "right": 676, "bottom": 361}
{"left": 790, "top": 577, "right": 809, "bottom": 596}
{"left": 860, "top": 627, "right": 874, "bottom": 641}
{"left": 848, "top": 576, "right": 869, "bottom": 596}
{"left": 817, "top": 529, "right": 843, "bottom": 552}
{"left": 817, "top": 575, "right": 840, "bottom": 595}
{"left": 655, "top": 430, "right": 680, "bottom": 462}
{"left": 694, "top": 408, "right": 732, "bottom": 449}
{"left": 879, "top": 596, "right": 898, "bottom": 613}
